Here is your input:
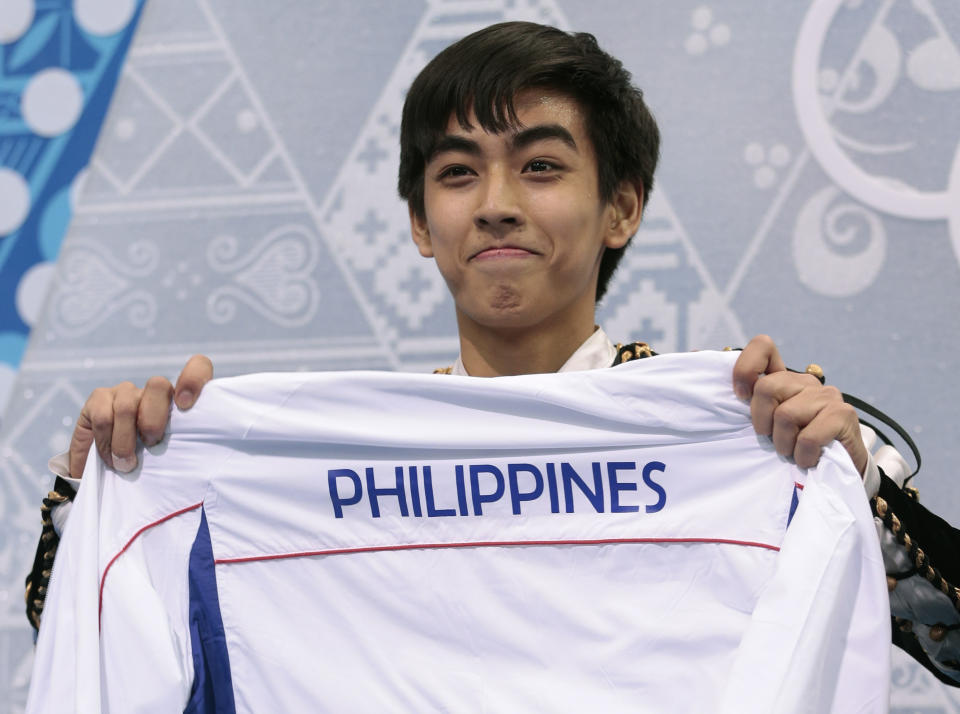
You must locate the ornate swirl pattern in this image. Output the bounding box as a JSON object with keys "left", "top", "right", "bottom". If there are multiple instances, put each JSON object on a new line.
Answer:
{"left": 206, "top": 225, "right": 320, "bottom": 327}
{"left": 48, "top": 240, "right": 159, "bottom": 337}
{"left": 793, "top": 185, "right": 886, "bottom": 297}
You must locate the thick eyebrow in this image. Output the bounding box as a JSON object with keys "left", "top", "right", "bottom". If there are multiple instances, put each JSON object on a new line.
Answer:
{"left": 511, "top": 124, "right": 578, "bottom": 152}
{"left": 429, "top": 135, "right": 481, "bottom": 161}
{"left": 428, "top": 124, "right": 578, "bottom": 162}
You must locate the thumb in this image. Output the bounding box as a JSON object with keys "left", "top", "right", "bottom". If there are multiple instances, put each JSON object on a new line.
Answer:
{"left": 174, "top": 354, "right": 214, "bottom": 410}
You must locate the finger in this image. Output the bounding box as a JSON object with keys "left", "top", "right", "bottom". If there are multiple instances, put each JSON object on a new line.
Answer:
{"left": 767, "top": 383, "right": 843, "bottom": 463}
{"left": 733, "top": 334, "right": 786, "bottom": 400}
{"left": 68, "top": 411, "right": 96, "bottom": 479}
{"left": 174, "top": 354, "right": 214, "bottom": 410}
{"left": 81, "top": 388, "right": 116, "bottom": 474}
{"left": 110, "top": 382, "right": 142, "bottom": 473}
{"left": 794, "top": 402, "right": 866, "bottom": 473}
{"left": 750, "top": 371, "right": 822, "bottom": 437}
{"left": 138, "top": 376, "right": 174, "bottom": 446}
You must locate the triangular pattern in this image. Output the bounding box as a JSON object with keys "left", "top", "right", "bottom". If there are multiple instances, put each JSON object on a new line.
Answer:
{"left": 599, "top": 188, "right": 746, "bottom": 352}
{"left": 36, "top": 0, "right": 387, "bottom": 366}
{"left": 83, "top": 42, "right": 293, "bottom": 202}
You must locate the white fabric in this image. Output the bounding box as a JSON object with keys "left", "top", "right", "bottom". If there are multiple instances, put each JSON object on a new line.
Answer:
{"left": 45, "top": 327, "right": 880, "bottom": 539}
{"left": 857, "top": 423, "right": 881, "bottom": 499}
{"left": 28, "top": 351, "right": 889, "bottom": 714}
{"left": 874, "top": 445, "right": 911, "bottom": 489}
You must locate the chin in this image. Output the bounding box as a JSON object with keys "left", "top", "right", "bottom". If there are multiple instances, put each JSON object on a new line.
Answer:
{"left": 460, "top": 301, "right": 541, "bottom": 332}
{"left": 459, "top": 285, "right": 524, "bottom": 321}
{"left": 488, "top": 284, "right": 524, "bottom": 312}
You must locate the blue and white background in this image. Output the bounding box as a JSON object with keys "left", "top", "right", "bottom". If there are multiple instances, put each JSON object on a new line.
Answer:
{"left": 1, "top": 0, "right": 959, "bottom": 710}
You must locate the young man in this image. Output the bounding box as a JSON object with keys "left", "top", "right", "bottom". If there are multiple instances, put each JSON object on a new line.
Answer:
{"left": 27, "top": 21, "right": 960, "bottom": 688}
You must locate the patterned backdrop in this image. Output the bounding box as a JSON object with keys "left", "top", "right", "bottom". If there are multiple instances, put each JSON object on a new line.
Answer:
{"left": 1, "top": 0, "right": 959, "bottom": 710}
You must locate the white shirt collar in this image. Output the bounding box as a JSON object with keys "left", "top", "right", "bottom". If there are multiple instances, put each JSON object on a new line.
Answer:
{"left": 449, "top": 327, "right": 617, "bottom": 376}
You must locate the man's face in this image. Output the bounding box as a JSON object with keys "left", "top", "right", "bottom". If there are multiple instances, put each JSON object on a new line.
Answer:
{"left": 410, "top": 90, "right": 635, "bottom": 338}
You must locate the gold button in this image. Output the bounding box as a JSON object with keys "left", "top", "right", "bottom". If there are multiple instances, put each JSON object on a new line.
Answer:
{"left": 805, "top": 363, "right": 824, "bottom": 381}
{"left": 895, "top": 617, "right": 913, "bottom": 633}
{"left": 930, "top": 624, "right": 948, "bottom": 642}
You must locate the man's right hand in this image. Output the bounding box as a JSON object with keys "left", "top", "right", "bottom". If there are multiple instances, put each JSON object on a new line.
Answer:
{"left": 67, "top": 355, "right": 214, "bottom": 479}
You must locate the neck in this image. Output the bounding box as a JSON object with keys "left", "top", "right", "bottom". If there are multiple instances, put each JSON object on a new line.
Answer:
{"left": 456, "top": 311, "right": 597, "bottom": 377}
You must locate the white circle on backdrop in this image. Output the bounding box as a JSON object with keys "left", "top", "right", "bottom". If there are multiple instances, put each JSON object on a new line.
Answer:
{"left": 685, "top": 33, "right": 708, "bottom": 55}
{"left": 710, "top": 24, "right": 731, "bottom": 46}
{"left": 22, "top": 68, "right": 83, "bottom": 137}
{"left": 754, "top": 166, "right": 776, "bottom": 189}
{"left": 0, "top": 168, "right": 30, "bottom": 235}
{"left": 0, "top": 0, "right": 34, "bottom": 44}
{"left": 236, "top": 109, "right": 258, "bottom": 133}
{"left": 16, "top": 261, "right": 56, "bottom": 327}
{"left": 74, "top": 0, "right": 134, "bottom": 36}
{"left": 115, "top": 117, "right": 135, "bottom": 141}
{"left": 744, "top": 143, "right": 764, "bottom": 165}
{"left": 769, "top": 144, "right": 791, "bottom": 167}
{"left": 691, "top": 6, "right": 712, "bottom": 31}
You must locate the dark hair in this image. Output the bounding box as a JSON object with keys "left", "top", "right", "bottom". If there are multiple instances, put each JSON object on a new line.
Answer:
{"left": 398, "top": 21, "right": 660, "bottom": 300}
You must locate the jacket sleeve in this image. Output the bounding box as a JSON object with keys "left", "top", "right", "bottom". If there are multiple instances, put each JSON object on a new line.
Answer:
{"left": 874, "top": 467, "right": 960, "bottom": 685}
{"left": 24, "top": 476, "right": 75, "bottom": 631}
{"left": 809, "top": 359, "right": 960, "bottom": 686}
{"left": 25, "top": 449, "right": 197, "bottom": 713}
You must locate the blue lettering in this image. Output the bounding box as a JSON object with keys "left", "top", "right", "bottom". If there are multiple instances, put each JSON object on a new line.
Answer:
{"left": 455, "top": 465, "right": 469, "bottom": 516}
{"left": 607, "top": 462, "right": 640, "bottom": 513}
{"left": 329, "top": 468, "right": 362, "bottom": 518}
{"left": 562, "top": 462, "right": 604, "bottom": 513}
{"left": 424, "top": 465, "right": 455, "bottom": 517}
{"left": 546, "top": 462, "right": 560, "bottom": 513}
{"left": 470, "top": 464, "right": 505, "bottom": 515}
{"left": 407, "top": 466, "right": 423, "bottom": 517}
{"left": 508, "top": 463, "right": 544, "bottom": 515}
{"left": 366, "top": 467, "right": 409, "bottom": 518}
{"left": 332, "top": 460, "right": 665, "bottom": 519}
{"left": 643, "top": 461, "right": 667, "bottom": 513}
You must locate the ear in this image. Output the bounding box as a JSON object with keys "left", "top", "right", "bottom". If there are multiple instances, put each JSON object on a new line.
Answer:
{"left": 409, "top": 204, "right": 434, "bottom": 258}
{"left": 603, "top": 180, "right": 644, "bottom": 250}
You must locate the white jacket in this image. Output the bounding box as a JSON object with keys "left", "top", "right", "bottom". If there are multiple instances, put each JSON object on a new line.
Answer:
{"left": 28, "top": 351, "right": 889, "bottom": 713}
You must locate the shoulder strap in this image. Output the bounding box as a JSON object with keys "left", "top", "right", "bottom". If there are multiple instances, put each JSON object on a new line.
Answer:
{"left": 785, "top": 358, "right": 920, "bottom": 482}
{"left": 842, "top": 391, "right": 921, "bottom": 483}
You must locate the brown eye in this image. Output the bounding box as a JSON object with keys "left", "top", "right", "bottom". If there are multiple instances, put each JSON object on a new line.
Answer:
{"left": 438, "top": 165, "right": 473, "bottom": 179}
{"left": 525, "top": 159, "right": 556, "bottom": 173}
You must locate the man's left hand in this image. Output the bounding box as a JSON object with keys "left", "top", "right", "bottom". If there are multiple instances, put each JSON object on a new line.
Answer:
{"left": 732, "top": 335, "right": 868, "bottom": 476}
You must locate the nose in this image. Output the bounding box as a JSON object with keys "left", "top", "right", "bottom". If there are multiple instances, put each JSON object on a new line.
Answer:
{"left": 473, "top": 169, "right": 523, "bottom": 232}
